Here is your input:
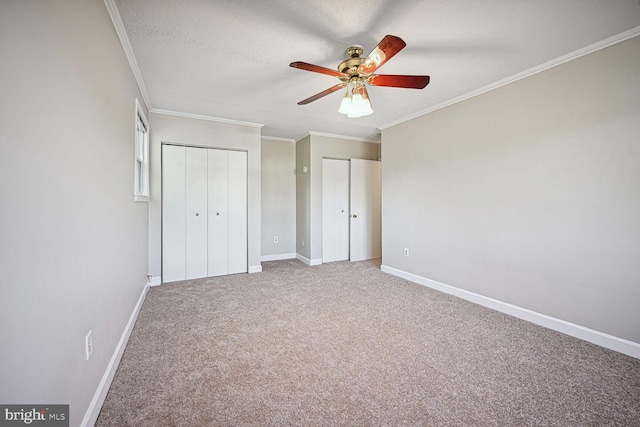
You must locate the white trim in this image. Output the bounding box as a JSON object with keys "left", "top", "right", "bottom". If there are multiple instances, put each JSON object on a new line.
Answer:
{"left": 296, "top": 253, "right": 322, "bottom": 266}
{"left": 103, "top": 0, "right": 152, "bottom": 111}
{"left": 150, "top": 108, "right": 264, "bottom": 128}
{"left": 261, "top": 253, "right": 296, "bottom": 262}
{"left": 379, "top": 26, "right": 640, "bottom": 131}
{"left": 81, "top": 283, "right": 150, "bottom": 427}
{"left": 307, "top": 131, "right": 378, "bottom": 143}
{"left": 248, "top": 265, "right": 263, "bottom": 273}
{"left": 149, "top": 276, "right": 162, "bottom": 286}
{"left": 262, "top": 136, "right": 296, "bottom": 143}
{"left": 380, "top": 265, "right": 640, "bottom": 359}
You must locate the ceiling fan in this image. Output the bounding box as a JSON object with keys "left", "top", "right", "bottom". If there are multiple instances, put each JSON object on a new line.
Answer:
{"left": 290, "top": 35, "right": 430, "bottom": 118}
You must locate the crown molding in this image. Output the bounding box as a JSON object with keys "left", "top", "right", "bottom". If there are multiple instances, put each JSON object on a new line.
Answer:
{"left": 380, "top": 26, "right": 640, "bottom": 130}
{"left": 103, "top": 0, "right": 152, "bottom": 111}
{"left": 150, "top": 109, "right": 264, "bottom": 128}
{"left": 262, "top": 136, "right": 296, "bottom": 143}
{"left": 308, "top": 131, "right": 378, "bottom": 143}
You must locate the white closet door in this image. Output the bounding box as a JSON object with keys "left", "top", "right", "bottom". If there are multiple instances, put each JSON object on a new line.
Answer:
{"left": 350, "top": 159, "right": 382, "bottom": 262}
{"left": 162, "top": 145, "right": 187, "bottom": 283}
{"left": 163, "top": 146, "right": 248, "bottom": 282}
{"left": 322, "top": 159, "right": 350, "bottom": 263}
{"left": 207, "top": 149, "right": 229, "bottom": 277}
{"left": 227, "top": 150, "right": 247, "bottom": 274}
{"left": 185, "top": 147, "right": 208, "bottom": 279}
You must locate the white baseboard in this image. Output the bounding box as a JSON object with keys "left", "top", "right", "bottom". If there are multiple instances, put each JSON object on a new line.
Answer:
{"left": 296, "top": 253, "right": 322, "bottom": 266}
{"left": 248, "top": 265, "right": 262, "bottom": 273}
{"left": 261, "top": 253, "right": 296, "bottom": 262}
{"left": 149, "top": 276, "right": 162, "bottom": 286}
{"left": 381, "top": 265, "right": 640, "bottom": 359}
{"left": 81, "top": 282, "right": 150, "bottom": 427}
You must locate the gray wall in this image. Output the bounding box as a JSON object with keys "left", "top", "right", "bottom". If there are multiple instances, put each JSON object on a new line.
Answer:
{"left": 0, "top": 0, "right": 149, "bottom": 424}
{"left": 382, "top": 36, "right": 640, "bottom": 343}
{"left": 148, "top": 113, "right": 262, "bottom": 278}
{"left": 261, "top": 138, "right": 296, "bottom": 258}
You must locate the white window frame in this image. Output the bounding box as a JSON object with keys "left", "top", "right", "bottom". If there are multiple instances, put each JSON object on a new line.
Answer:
{"left": 134, "top": 98, "right": 150, "bottom": 202}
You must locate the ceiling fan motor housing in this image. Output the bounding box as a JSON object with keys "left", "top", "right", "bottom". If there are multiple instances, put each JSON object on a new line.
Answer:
{"left": 338, "top": 45, "right": 365, "bottom": 78}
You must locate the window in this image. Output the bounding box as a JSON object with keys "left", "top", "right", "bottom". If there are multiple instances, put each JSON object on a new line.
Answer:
{"left": 134, "top": 99, "right": 150, "bottom": 201}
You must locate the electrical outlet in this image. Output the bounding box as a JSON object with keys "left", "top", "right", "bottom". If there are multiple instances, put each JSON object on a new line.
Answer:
{"left": 403, "top": 248, "right": 410, "bottom": 257}
{"left": 274, "top": 236, "right": 279, "bottom": 243}
{"left": 85, "top": 330, "right": 93, "bottom": 361}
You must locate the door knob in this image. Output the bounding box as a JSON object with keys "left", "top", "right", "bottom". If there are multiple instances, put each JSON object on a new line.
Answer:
{"left": 195, "top": 213, "right": 199, "bottom": 216}
{"left": 352, "top": 214, "right": 357, "bottom": 218}
{"left": 216, "top": 212, "right": 220, "bottom": 216}
{"left": 341, "top": 210, "right": 344, "bottom": 213}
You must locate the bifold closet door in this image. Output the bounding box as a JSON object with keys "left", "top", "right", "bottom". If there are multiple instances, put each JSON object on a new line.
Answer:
{"left": 163, "top": 145, "right": 208, "bottom": 281}
{"left": 163, "top": 145, "right": 247, "bottom": 282}
{"left": 227, "top": 150, "right": 248, "bottom": 274}
{"left": 322, "top": 158, "right": 350, "bottom": 263}
{"left": 207, "top": 149, "right": 228, "bottom": 276}
{"left": 162, "top": 145, "right": 187, "bottom": 283}
{"left": 207, "top": 149, "right": 247, "bottom": 276}
{"left": 185, "top": 147, "right": 208, "bottom": 279}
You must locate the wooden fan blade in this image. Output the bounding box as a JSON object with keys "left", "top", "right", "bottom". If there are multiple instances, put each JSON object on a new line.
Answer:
{"left": 297, "top": 83, "right": 347, "bottom": 105}
{"left": 290, "top": 61, "right": 348, "bottom": 78}
{"left": 367, "top": 74, "right": 430, "bottom": 89}
{"left": 357, "top": 35, "right": 406, "bottom": 75}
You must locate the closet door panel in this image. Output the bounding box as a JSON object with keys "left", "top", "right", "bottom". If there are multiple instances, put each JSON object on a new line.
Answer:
{"left": 228, "top": 150, "right": 247, "bottom": 274}
{"left": 322, "top": 159, "right": 350, "bottom": 263}
{"left": 207, "top": 149, "right": 229, "bottom": 276}
{"left": 185, "top": 147, "right": 208, "bottom": 280}
{"left": 162, "top": 145, "right": 187, "bottom": 283}
{"left": 350, "top": 159, "right": 381, "bottom": 262}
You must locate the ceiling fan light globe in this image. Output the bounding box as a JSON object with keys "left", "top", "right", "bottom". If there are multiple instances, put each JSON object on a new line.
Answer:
{"left": 352, "top": 94, "right": 365, "bottom": 115}
{"left": 338, "top": 97, "right": 351, "bottom": 115}
{"left": 361, "top": 100, "right": 373, "bottom": 116}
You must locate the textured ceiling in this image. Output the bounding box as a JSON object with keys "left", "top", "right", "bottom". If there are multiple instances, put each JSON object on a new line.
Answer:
{"left": 114, "top": 0, "right": 640, "bottom": 141}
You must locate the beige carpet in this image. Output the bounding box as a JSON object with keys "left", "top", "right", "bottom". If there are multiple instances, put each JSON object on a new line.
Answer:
{"left": 97, "top": 259, "right": 640, "bottom": 426}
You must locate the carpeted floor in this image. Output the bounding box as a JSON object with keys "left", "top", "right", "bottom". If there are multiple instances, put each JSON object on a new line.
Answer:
{"left": 96, "top": 259, "right": 640, "bottom": 426}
